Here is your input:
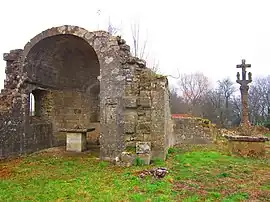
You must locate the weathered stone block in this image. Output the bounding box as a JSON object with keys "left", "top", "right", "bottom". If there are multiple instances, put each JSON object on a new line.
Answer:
{"left": 144, "top": 133, "right": 152, "bottom": 141}
{"left": 133, "top": 134, "right": 144, "bottom": 141}
{"left": 66, "top": 132, "right": 87, "bottom": 152}
{"left": 125, "top": 134, "right": 132, "bottom": 141}
{"left": 136, "top": 122, "right": 151, "bottom": 134}
{"left": 224, "top": 135, "right": 269, "bottom": 157}
{"left": 125, "top": 133, "right": 144, "bottom": 141}
{"left": 123, "top": 96, "right": 137, "bottom": 108}
{"left": 125, "top": 141, "right": 136, "bottom": 147}
{"left": 120, "top": 152, "right": 136, "bottom": 167}
{"left": 138, "top": 97, "right": 151, "bottom": 108}
{"left": 124, "top": 111, "right": 138, "bottom": 122}
{"left": 228, "top": 140, "right": 266, "bottom": 157}
{"left": 124, "top": 111, "right": 137, "bottom": 134}
{"left": 124, "top": 122, "right": 136, "bottom": 134}
{"left": 138, "top": 109, "right": 151, "bottom": 122}
{"left": 136, "top": 142, "right": 151, "bottom": 154}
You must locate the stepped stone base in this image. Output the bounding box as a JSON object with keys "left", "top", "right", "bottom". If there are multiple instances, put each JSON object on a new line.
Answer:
{"left": 224, "top": 135, "right": 269, "bottom": 157}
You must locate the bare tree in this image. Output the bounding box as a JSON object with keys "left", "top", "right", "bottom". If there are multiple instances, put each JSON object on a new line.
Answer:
{"left": 248, "top": 76, "right": 270, "bottom": 124}
{"left": 130, "top": 22, "right": 160, "bottom": 73}
{"left": 177, "top": 72, "right": 211, "bottom": 115}
{"left": 201, "top": 89, "right": 224, "bottom": 125}
{"left": 230, "top": 95, "right": 242, "bottom": 126}
{"left": 214, "top": 78, "right": 237, "bottom": 126}
{"left": 130, "top": 22, "right": 147, "bottom": 59}
{"left": 177, "top": 72, "right": 210, "bottom": 104}
{"left": 170, "top": 87, "right": 189, "bottom": 114}
{"left": 106, "top": 19, "right": 159, "bottom": 72}
{"left": 217, "top": 78, "right": 236, "bottom": 109}
{"left": 107, "top": 17, "right": 121, "bottom": 35}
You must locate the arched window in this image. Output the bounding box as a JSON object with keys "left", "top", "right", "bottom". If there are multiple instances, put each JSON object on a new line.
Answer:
{"left": 29, "top": 93, "right": 35, "bottom": 116}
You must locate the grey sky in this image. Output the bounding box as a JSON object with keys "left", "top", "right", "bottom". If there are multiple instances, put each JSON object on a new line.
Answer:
{"left": 1, "top": 0, "right": 270, "bottom": 89}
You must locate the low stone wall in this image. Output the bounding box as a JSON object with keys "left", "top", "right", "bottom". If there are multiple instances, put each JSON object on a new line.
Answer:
{"left": 172, "top": 117, "right": 214, "bottom": 145}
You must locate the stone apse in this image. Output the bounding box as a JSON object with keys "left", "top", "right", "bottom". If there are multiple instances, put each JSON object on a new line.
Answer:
{"left": 0, "top": 25, "right": 173, "bottom": 164}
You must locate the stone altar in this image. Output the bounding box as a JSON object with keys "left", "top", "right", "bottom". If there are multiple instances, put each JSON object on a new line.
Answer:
{"left": 59, "top": 128, "right": 95, "bottom": 152}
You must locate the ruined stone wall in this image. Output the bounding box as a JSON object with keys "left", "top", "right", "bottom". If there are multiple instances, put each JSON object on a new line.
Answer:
{"left": 0, "top": 26, "right": 124, "bottom": 159}
{"left": 36, "top": 90, "right": 94, "bottom": 146}
{"left": 26, "top": 122, "right": 53, "bottom": 153}
{"left": 121, "top": 61, "right": 172, "bottom": 162}
{"left": 0, "top": 50, "right": 29, "bottom": 157}
{"left": 150, "top": 75, "right": 173, "bottom": 160}
{"left": 0, "top": 25, "right": 172, "bottom": 163}
{"left": 0, "top": 102, "right": 25, "bottom": 157}
{"left": 173, "top": 117, "right": 214, "bottom": 145}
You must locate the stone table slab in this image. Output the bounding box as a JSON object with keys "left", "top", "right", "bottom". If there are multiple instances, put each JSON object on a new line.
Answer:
{"left": 59, "top": 128, "right": 95, "bottom": 152}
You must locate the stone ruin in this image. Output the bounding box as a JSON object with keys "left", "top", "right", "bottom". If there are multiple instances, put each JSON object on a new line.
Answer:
{"left": 0, "top": 25, "right": 174, "bottom": 165}
{"left": 172, "top": 115, "right": 215, "bottom": 145}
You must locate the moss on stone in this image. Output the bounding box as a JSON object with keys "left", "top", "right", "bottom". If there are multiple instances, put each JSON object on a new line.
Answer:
{"left": 125, "top": 146, "right": 136, "bottom": 153}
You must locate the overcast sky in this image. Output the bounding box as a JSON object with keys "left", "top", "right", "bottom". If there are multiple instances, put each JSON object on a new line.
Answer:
{"left": 1, "top": 0, "right": 270, "bottom": 89}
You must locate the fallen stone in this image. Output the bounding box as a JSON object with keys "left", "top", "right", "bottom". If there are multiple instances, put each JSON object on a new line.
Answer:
{"left": 138, "top": 167, "right": 168, "bottom": 179}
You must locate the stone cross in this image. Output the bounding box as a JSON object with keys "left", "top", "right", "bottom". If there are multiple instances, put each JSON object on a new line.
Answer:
{"left": 236, "top": 59, "right": 252, "bottom": 130}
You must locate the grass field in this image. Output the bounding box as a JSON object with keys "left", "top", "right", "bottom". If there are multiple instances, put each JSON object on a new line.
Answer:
{"left": 0, "top": 145, "right": 269, "bottom": 202}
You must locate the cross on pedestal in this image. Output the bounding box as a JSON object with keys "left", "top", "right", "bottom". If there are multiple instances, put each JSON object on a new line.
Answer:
{"left": 236, "top": 59, "right": 252, "bottom": 131}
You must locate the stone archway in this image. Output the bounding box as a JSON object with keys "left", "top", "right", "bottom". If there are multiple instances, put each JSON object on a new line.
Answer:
{"left": 19, "top": 25, "right": 127, "bottom": 160}
{"left": 1, "top": 25, "right": 172, "bottom": 163}
{"left": 24, "top": 34, "right": 100, "bottom": 146}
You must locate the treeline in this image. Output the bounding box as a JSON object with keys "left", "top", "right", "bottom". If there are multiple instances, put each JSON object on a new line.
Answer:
{"left": 170, "top": 72, "right": 270, "bottom": 128}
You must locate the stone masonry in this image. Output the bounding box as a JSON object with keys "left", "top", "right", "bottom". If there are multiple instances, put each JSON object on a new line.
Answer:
{"left": 0, "top": 25, "right": 173, "bottom": 164}
{"left": 172, "top": 116, "right": 214, "bottom": 145}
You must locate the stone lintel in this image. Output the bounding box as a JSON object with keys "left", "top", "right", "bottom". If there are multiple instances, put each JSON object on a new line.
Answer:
{"left": 59, "top": 128, "right": 95, "bottom": 133}
{"left": 224, "top": 135, "right": 269, "bottom": 142}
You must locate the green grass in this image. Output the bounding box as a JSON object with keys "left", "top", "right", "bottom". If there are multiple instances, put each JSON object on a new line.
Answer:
{"left": 0, "top": 145, "right": 269, "bottom": 201}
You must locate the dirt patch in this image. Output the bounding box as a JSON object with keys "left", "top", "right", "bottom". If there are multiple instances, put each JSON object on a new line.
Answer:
{"left": 0, "top": 158, "right": 22, "bottom": 179}
{"left": 30, "top": 146, "right": 100, "bottom": 158}
{"left": 0, "top": 165, "right": 12, "bottom": 178}
{"left": 173, "top": 180, "right": 208, "bottom": 196}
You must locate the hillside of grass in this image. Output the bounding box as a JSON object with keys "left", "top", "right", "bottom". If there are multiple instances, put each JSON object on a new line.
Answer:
{"left": 0, "top": 145, "right": 269, "bottom": 202}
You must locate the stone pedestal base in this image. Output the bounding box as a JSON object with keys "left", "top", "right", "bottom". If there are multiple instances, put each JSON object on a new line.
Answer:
{"left": 224, "top": 135, "right": 269, "bottom": 157}
{"left": 136, "top": 142, "right": 151, "bottom": 165}
{"left": 66, "top": 133, "right": 87, "bottom": 152}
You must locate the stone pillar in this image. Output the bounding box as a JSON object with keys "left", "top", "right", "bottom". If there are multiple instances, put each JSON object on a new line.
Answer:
{"left": 240, "top": 85, "right": 249, "bottom": 128}
{"left": 236, "top": 59, "right": 252, "bottom": 131}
